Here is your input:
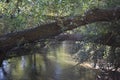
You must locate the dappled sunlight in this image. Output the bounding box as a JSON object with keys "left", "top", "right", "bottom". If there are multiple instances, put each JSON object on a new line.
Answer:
{"left": 47, "top": 41, "right": 76, "bottom": 66}
{"left": 47, "top": 41, "right": 94, "bottom": 69}
{"left": 80, "top": 62, "right": 93, "bottom": 68}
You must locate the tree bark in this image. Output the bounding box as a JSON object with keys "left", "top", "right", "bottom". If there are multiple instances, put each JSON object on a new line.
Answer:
{"left": 0, "top": 50, "right": 5, "bottom": 67}
{"left": 0, "top": 7, "right": 120, "bottom": 52}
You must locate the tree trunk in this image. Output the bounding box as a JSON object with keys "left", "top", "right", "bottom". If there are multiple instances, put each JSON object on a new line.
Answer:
{"left": 0, "top": 7, "right": 120, "bottom": 52}
{"left": 0, "top": 51, "right": 5, "bottom": 67}
{"left": 0, "top": 58, "right": 3, "bottom": 67}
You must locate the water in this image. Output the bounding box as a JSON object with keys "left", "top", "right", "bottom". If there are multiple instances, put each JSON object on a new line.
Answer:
{"left": 0, "top": 52, "right": 98, "bottom": 80}
{"left": 0, "top": 42, "right": 98, "bottom": 80}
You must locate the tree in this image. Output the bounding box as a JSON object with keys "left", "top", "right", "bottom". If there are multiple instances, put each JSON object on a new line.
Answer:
{"left": 0, "top": 7, "right": 120, "bottom": 51}
{"left": 0, "top": 0, "right": 120, "bottom": 68}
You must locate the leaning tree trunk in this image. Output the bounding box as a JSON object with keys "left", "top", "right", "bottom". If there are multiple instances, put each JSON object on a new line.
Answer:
{"left": 0, "top": 7, "right": 120, "bottom": 64}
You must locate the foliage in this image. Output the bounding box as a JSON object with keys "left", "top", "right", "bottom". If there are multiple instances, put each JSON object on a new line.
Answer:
{"left": 0, "top": 0, "right": 112, "bottom": 33}
{"left": 0, "top": 0, "right": 120, "bottom": 70}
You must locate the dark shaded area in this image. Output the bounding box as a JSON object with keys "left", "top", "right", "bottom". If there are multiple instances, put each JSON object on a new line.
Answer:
{"left": 96, "top": 69, "right": 120, "bottom": 80}
{"left": 0, "top": 50, "right": 6, "bottom": 67}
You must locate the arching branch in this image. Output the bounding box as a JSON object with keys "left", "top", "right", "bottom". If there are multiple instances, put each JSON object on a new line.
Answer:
{"left": 0, "top": 7, "right": 120, "bottom": 52}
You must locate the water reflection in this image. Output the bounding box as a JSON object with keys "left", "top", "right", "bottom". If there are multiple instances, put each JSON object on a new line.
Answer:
{"left": 0, "top": 68, "right": 5, "bottom": 80}
{"left": 20, "top": 56, "right": 26, "bottom": 69}
{"left": 0, "top": 53, "right": 97, "bottom": 80}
